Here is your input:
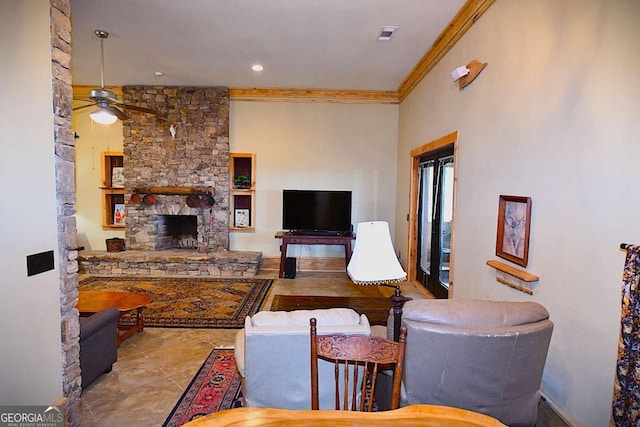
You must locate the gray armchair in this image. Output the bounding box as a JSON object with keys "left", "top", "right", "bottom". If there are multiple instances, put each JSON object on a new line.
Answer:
{"left": 376, "top": 299, "right": 553, "bottom": 427}
{"left": 79, "top": 307, "right": 119, "bottom": 389}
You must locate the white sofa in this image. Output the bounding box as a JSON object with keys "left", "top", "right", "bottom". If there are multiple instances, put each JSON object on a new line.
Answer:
{"left": 234, "top": 308, "right": 371, "bottom": 409}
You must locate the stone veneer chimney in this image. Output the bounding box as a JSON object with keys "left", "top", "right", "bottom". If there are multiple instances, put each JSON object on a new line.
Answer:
{"left": 122, "top": 86, "right": 230, "bottom": 251}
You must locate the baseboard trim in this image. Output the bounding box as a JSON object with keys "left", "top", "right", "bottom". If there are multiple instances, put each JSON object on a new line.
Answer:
{"left": 539, "top": 393, "right": 578, "bottom": 427}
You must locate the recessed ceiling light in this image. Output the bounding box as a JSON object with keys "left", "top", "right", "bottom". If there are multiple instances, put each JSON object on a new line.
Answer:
{"left": 377, "top": 26, "right": 398, "bottom": 41}
{"left": 252, "top": 64, "right": 264, "bottom": 72}
{"left": 154, "top": 71, "right": 165, "bottom": 76}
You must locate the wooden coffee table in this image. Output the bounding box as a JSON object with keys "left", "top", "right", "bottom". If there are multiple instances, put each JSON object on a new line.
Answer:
{"left": 77, "top": 291, "right": 152, "bottom": 346}
{"left": 271, "top": 295, "right": 393, "bottom": 325}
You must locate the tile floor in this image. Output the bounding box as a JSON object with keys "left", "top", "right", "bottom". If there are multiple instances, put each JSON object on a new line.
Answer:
{"left": 79, "top": 271, "right": 427, "bottom": 426}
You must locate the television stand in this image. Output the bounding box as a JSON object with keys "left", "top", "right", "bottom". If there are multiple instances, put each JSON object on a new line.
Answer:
{"left": 289, "top": 230, "right": 342, "bottom": 236}
{"left": 275, "top": 231, "right": 355, "bottom": 278}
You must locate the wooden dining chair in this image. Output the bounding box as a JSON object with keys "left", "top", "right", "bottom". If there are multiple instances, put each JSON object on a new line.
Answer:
{"left": 310, "top": 317, "right": 407, "bottom": 411}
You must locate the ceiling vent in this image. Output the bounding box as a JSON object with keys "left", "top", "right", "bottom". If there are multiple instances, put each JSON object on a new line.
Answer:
{"left": 377, "top": 26, "right": 398, "bottom": 41}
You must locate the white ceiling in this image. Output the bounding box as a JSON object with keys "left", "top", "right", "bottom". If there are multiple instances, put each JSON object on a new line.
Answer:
{"left": 70, "top": 0, "right": 466, "bottom": 91}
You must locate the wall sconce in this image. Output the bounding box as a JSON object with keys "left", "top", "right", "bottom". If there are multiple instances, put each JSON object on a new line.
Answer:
{"left": 451, "top": 65, "right": 470, "bottom": 81}
{"left": 451, "top": 59, "right": 487, "bottom": 90}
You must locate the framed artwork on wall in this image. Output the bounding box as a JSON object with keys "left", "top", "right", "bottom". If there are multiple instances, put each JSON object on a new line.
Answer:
{"left": 496, "top": 195, "right": 532, "bottom": 267}
{"left": 114, "top": 203, "right": 126, "bottom": 226}
{"left": 111, "top": 167, "right": 124, "bottom": 188}
{"left": 235, "top": 208, "right": 250, "bottom": 228}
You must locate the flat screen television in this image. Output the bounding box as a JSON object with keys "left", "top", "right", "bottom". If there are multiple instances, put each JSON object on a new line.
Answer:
{"left": 282, "top": 190, "right": 352, "bottom": 235}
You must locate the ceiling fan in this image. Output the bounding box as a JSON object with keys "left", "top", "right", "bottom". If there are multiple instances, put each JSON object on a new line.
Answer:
{"left": 73, "top": 30, "right": 164, "bottom": 124}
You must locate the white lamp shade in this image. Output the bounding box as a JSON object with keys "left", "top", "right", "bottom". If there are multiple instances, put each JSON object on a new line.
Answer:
{"left": 347, "top": 221, "right": 407, "bottom": 285}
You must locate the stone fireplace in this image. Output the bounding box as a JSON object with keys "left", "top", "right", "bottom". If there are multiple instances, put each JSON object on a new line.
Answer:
{"left": 78, "top": 85, "right": 262, "bottom": 278}
{"left": 122, "top": 86, "right": 230, "bottom": 251}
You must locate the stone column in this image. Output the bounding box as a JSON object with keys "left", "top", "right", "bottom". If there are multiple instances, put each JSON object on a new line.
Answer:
{"left": 51, "top": 0, "right": 82, "bottom": 425}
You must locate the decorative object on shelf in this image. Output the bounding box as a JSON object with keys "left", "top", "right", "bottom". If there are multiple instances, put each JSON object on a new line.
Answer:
{"left": 105, "top": 238, "right": 125, "bottom": 252}
{"left": 142, "top": 194, "right": 157, "bottom": 206}
{"left": 496, "top": 195, "right": 532, "bottom": 267}
{"left": 130, "top": 193, "right": 141, "bottom": 204}
{"left": 113, "top": 204, "right": 125, "bottom": 225}
{"left": 169, "top": 124, "right": 177, "bottom": 140}
{"left": 234, "top": 175, "right": 251, "bottom": 189}
{"left": 111, "top": 167, "right": 124, "bottom": 188}
{"left": 200, "top": 194, "right": 215, "bottom": 209}
{"left": 453, "top": 59, "right": 487, "bottom": 90}
{"left": 235, "top": 208, "right": 250, "bottom": 228}
{"left": 186, "top": 194, "right": 201, "bottom": 208}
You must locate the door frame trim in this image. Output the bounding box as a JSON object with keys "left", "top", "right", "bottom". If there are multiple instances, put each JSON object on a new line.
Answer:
{"left": 408, "top": 131, "right": 459, "bottom": 297}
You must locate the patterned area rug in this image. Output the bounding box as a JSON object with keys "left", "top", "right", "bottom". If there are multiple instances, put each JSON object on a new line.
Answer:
{"left": 163, "top": 348, "right": 243, "bottom": 427}
{"left": 79, "top": 276, "right": 272, "bottom": 328}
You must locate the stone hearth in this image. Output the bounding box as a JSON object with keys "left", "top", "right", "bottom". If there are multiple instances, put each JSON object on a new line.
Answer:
{"left": 78, "top": 249, "right": 262, "bottom": 277}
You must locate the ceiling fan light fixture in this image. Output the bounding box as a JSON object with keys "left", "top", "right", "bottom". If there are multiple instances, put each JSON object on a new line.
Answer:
{"left": 90, "top": 107, "right": 118, "bottom": 125}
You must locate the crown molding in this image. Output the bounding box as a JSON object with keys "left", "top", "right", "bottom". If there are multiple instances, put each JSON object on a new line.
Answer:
{"left": 229, "top": 88, "right": 398, "bottom": 104}
{"left": 397, "top": 0, "right": 495, "bottom": 101}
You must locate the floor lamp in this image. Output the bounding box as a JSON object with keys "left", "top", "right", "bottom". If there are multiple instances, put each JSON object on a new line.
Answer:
{"left": 347, "top": 221, "right": 410, "bottom": 341}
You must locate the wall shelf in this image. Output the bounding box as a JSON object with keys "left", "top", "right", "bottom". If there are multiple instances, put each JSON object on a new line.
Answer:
{"left": 230, "top": 153, "right": 256, "bottom": 232}
{"left": 101, "top": 152, "right": 125, "bottom": 230}
{"left": 486, "top": 259, "right": 539, "bottom": 295}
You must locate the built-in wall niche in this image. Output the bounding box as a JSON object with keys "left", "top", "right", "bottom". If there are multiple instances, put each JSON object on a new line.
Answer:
{"left": 230, "top": 153, "right": 256, "bottom": 232}
{"left": 101, "top": 151, "right": 125, "bottom": 229}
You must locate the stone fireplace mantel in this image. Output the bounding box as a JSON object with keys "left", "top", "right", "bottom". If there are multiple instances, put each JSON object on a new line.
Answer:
{"left": 133, "top": 186, "right": 213, "bottom": 196}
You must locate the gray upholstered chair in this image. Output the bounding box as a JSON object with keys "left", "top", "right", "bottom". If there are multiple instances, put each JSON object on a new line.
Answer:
{"left": 234, "top": 308, "right": 371, "bottom": 409}
{"left": 375, "top": 299, "right": 553, "bottom": 427}
{"left": 79, "top": 307, "right": 119, "bottom": 389}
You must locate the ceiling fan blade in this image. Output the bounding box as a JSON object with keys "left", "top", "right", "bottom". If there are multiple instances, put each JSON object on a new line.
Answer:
{"left": 105, "top": 105, "right": 129, "bottom": 120}
{"left": 116, "top": 103, "right": 166, "bottom": 120}
{"left": 72, "top": 102, "right": 98, "bottom": 112}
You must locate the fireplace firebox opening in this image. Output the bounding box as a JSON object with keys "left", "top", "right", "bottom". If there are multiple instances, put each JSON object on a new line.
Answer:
{"left": 156, "top": 215, "right": 198, "bottom": 250}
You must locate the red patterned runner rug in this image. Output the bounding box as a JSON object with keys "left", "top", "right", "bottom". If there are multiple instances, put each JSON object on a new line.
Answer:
{"left": 163, "top": 348, "right": 243, "bottom": 426}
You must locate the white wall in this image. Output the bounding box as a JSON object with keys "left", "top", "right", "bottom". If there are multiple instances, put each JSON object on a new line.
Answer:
{"left": 75, "top": 101, "right": 399, "bottom": 258}
{"left": 0, "top": 1, "right": 63, "bottom": 404}
{"left": 230, "top": 101, "right": 399, "bottom": 257}
{"left": 73, "top": 104, "right": 124, "bottom": 250}
{"left": 395, "top": 1, "right": 640, "bottom": 425}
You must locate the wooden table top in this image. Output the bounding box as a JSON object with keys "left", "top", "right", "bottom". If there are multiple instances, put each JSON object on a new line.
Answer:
{"left": 271, "top": 294, "right": 392, "bottom": 325}
{"left": 77, "top": 291, "right": 152, "bottom": 314}
{"left": 182, "top": 404, "right": 507, "bottom": 426}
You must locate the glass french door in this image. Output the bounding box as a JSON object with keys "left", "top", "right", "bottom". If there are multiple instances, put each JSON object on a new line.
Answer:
{"left": 416, "top": 146, "right": 454, "bottom": 298}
